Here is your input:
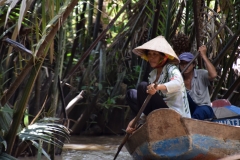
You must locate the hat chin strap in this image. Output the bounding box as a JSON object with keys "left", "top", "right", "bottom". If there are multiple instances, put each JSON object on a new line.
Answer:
{"left": 153, "top": 56, "right": 168, "bottom": 68}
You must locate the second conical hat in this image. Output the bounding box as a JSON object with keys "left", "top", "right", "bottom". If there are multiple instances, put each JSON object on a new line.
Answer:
{"left": 132, "top": 36, "right": 179, "bottom": 63}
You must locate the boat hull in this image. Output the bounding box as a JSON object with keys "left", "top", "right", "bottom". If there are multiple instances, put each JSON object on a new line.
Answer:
{"left": 125, "top": 109, "right": 240, "bottom": 160}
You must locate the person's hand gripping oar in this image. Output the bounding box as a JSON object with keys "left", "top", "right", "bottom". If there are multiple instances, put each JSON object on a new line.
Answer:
{"left": 113, "top": 83, "right": 158, "bottom": 160}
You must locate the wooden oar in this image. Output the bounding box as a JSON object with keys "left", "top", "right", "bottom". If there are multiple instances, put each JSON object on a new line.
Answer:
{"left": 113, "top": 84, "right": 157, "bottom": 160}
{"left": 181, "top": 24, "right": 226, "bottom": 74}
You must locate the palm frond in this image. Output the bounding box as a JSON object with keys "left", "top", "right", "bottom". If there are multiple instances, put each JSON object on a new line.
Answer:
{"left": 0, "top": 104, "right": 13, "bottom": 137}
{"left": 4, "top": 0, "right": 18, "bottom": 28}
{"left": 169, "top": 0, "right": 185, "bottom": 39}
{"left": 0, "top": 135, "right": 7, "bottom": 151}
{"left": 31, "top": 140, "right": 51, "bottom": 160}
{"left": 0, "top": 152, "right": 17, "bottom": 160}
{"left": 0, "top": 131, "right": 14, "bottom": 159}
{"left": 18, "top": 119, "right": 70, "bottom": 148}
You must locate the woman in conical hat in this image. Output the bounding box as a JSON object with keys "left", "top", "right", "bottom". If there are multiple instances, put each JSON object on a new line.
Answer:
{"left": 126, "top": 36, "right": 190, "bottom": 134}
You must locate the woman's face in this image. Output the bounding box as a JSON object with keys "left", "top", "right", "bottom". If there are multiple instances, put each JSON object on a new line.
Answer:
{"left": 146, "top": 50, "right": 165, "bottom": 68}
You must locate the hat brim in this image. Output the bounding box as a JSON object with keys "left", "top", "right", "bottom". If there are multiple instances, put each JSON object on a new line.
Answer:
{"left": 179, "top": 58, "right": 192, "bottom": 62}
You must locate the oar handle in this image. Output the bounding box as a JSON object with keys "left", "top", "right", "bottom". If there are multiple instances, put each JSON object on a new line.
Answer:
{"left": 130, "top": 94, "right": 152, "bottom": 128}
{"left": 113, "top": 83, "right": 157, "bottom": 160}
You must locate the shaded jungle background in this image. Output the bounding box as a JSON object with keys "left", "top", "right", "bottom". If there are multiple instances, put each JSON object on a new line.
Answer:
{"left": 1, "top": 0, "right": 240, "bottom": 159}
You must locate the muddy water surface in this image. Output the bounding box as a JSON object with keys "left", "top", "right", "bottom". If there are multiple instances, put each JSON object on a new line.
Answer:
{"left": 19, "top": 135, "right": 132, "bottom": 160}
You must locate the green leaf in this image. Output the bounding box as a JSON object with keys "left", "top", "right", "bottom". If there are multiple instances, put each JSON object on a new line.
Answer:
{"left": 23, "top": 109, "right": 29, "bottom": 127}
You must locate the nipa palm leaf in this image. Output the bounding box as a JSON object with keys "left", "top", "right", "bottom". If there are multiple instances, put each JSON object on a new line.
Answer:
{"left": 18, "top": 119, "right": 70, "bottom": 149}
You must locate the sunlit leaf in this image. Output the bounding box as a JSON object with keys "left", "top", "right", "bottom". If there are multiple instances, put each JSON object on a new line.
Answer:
{"left": 18, "top": 118, "right": 70, "bottom": 149}
{"left": 17, "top": 0, "right": 26, "bottom": 33}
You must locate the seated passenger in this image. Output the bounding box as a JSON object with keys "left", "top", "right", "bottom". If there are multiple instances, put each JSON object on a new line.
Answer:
{"left": 178, "top": 45, "right": 217, "bottom": 120}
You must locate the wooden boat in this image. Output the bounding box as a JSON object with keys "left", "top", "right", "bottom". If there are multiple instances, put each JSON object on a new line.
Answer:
{"left": 211, "top": 99, "right": 240, "bottom": 126}
{"left": 125, "top": 108, "right": 240, "bottom": 160}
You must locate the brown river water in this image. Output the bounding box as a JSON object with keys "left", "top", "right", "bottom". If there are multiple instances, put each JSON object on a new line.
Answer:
{"left": 19, "top": 135, "right": 132, "bottom": 160}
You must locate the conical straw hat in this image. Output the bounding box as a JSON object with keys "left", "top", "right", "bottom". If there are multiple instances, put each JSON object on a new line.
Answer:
{"left": 132, "top": 36, "right": 179, "bottom": 63}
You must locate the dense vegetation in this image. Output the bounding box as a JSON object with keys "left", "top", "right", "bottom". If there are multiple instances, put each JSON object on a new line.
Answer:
{"left": 0, "top": 0, "right": 240, "bottom": 159}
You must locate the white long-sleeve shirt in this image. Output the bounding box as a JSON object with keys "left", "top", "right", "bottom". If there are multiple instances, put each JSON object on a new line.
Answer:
{"left": 148, "top": 63, "right": 191, "bottom": 118}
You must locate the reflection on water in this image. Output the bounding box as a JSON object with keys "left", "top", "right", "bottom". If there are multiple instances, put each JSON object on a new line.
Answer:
{"left": 19, "top": 136, "right": 132, "bottom": 160}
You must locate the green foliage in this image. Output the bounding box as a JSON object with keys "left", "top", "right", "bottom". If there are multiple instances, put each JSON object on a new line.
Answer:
{"left": 1, "top": 0, "right": 240, "bottom": 156}
{"left": 102, "top": 95, "right": 122, "bottom": 123}
{"left": 23, "top": 109, "right": 29, "bottom": 127}
{"left": 18, "top": 118, "right": 70, "bottom": 148}
{"left": 103, "top": 97, "right": 116, "bottom": 109}
{"left": 0, "top": 107, "right": 20, "bottom": 159}
{"left": 0, "top": 152, "right": 17, "bottom": 160}
{"left": 0, "top": 105, "right": 13, "bottom": 137}
{"left": 17, "top": 118, "right": 69, "bottom": 159}
{"left": 125, "top": 65, "right": 142, "bottom": 88}
{"left": 33, "top": 141, "right": 50, "bottom": 160}
{"left": 81, "top": 85, "right": 94, "bottom": 91}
